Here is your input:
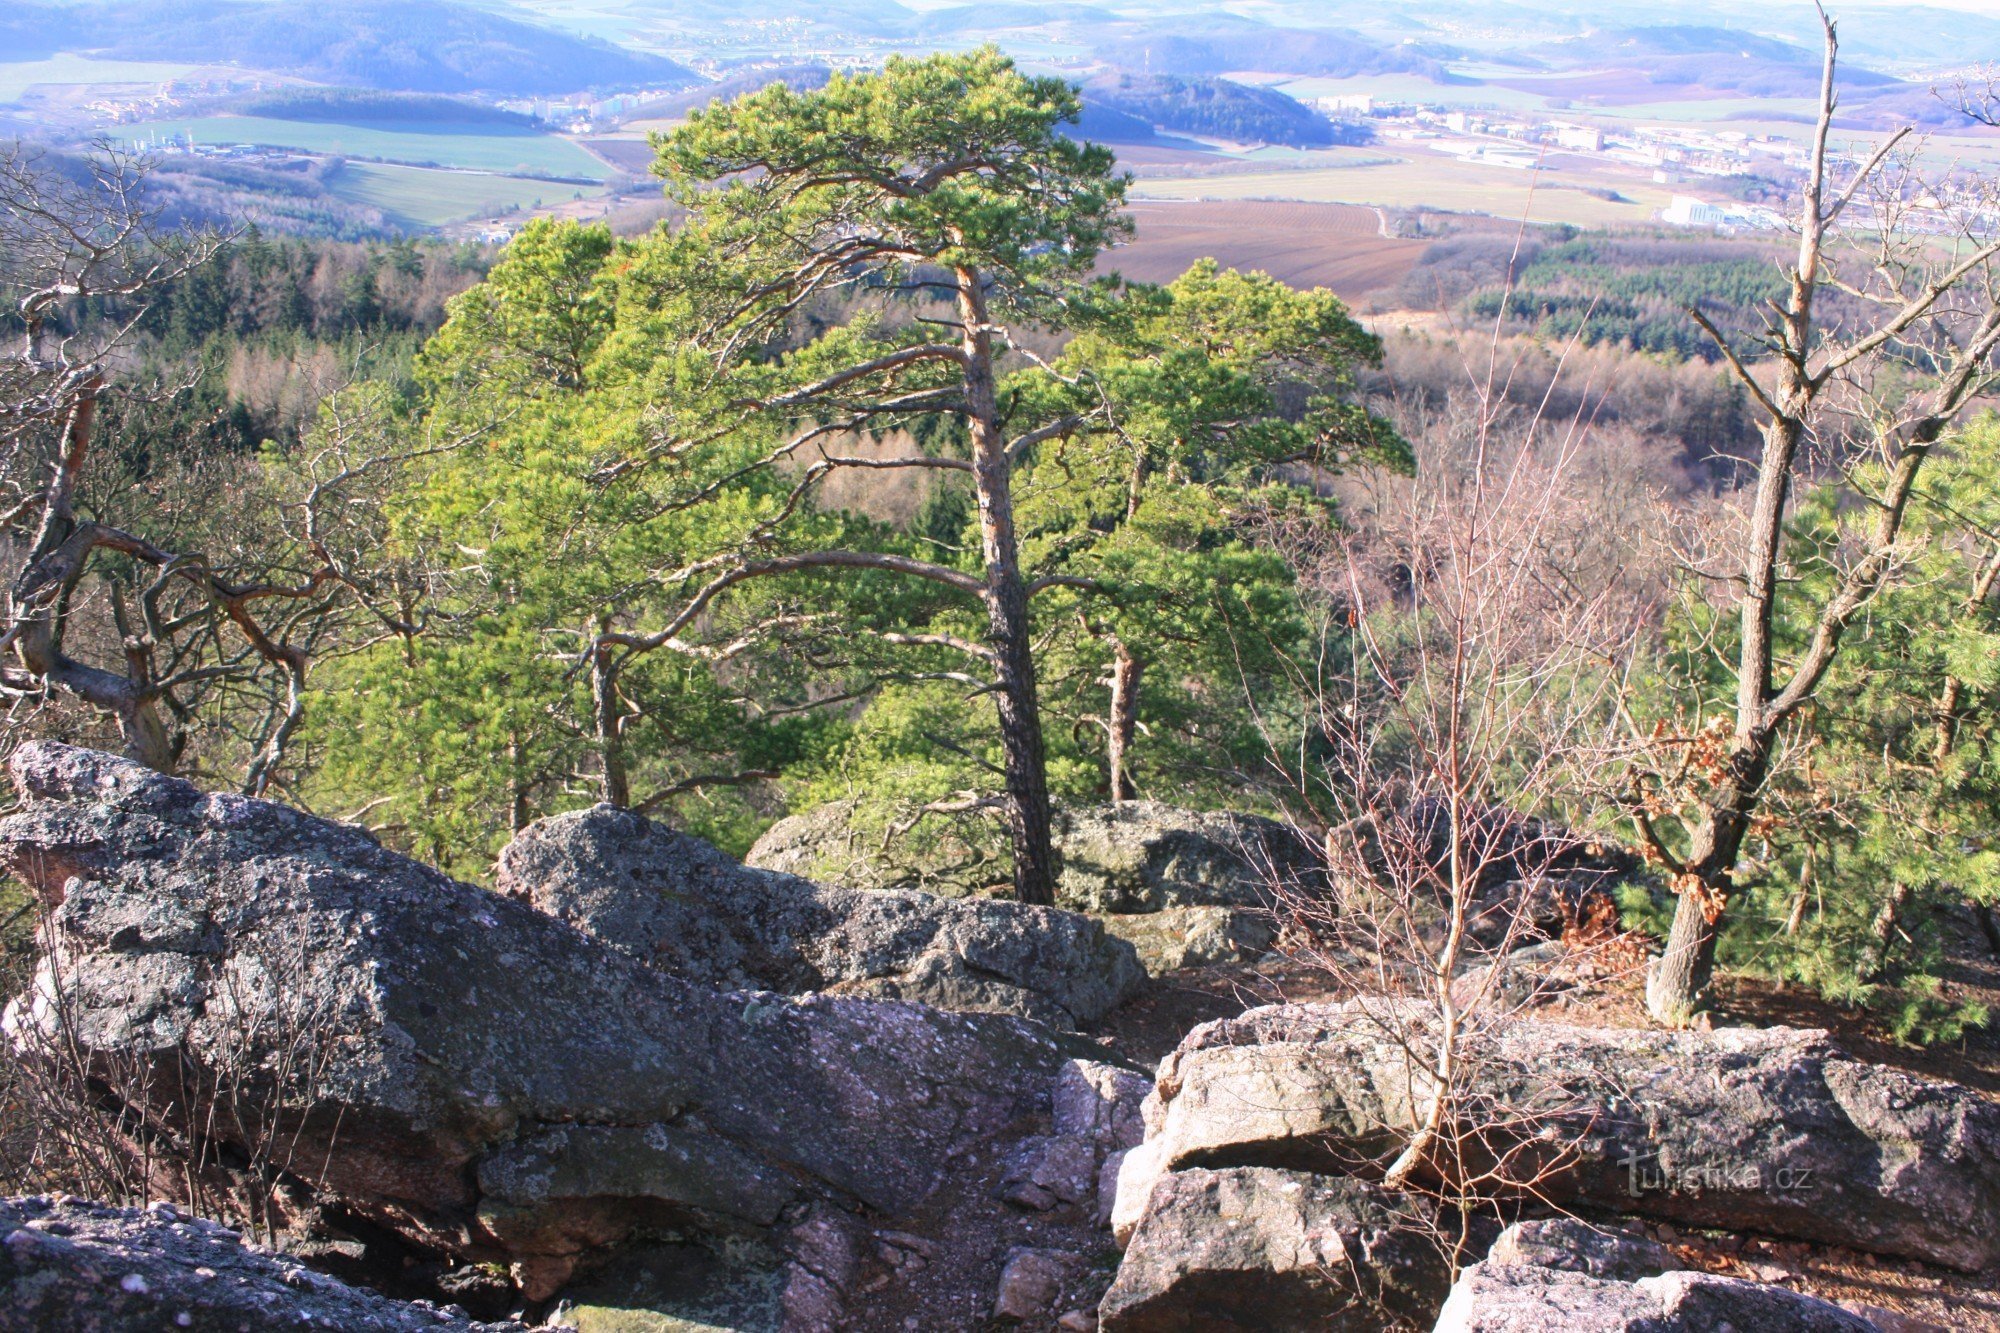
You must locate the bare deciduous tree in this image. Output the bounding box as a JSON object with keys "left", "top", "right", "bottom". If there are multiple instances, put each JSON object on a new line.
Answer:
{"left": 1629, "top": 8, "right": 2000, "bottom": 1023}
{"left": 0, "top": 144, "right": 452, "bottom": 788}
{"left": 1262, "top": 305, "right": 1652, "bottom": 1224}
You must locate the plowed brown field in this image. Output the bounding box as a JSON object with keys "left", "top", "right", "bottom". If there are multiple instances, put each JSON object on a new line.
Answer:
{"left": 1107, "top": 200, "right": 1427, "bottom": 300}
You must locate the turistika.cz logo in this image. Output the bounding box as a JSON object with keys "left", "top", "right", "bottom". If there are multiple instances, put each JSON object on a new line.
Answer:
{"left": 1619, "top": 1149, "right": 1816, "bottom": 1197}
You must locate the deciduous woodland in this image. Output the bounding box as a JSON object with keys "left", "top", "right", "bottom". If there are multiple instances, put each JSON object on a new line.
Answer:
{"left": 7, "top": 22, "right": 2000, "bottom": 1333}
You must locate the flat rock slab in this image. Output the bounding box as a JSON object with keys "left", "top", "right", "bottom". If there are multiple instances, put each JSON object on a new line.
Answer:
{"left": 498, "top": 806, "right": 1142, "bottom": 1029}
{"left": 0, "top": 743, "right": 1079, "bottom": 1298}
{"left": 1098, "top": 1166, "right": 1450, "bottom": 1332}
{"left": 1434, "top": 1257, "right": 1878, "bottom": 1332}
{"left": 1126, "top": 1001, "right": 2000, "bottom": 1271}
{"left": 0, "top": 1196, "right": 525, "bottom": 1332}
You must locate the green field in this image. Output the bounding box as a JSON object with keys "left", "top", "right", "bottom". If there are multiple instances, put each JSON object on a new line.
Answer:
{"left": 325, "top": 162, "right": 607, "bottom": 228}
{"left": 124, "top": 115, "right": 614, "bottom": 180}
{"left": 1131, "top": 156, "right": 1675, "bottom": 229}
{"left": 0, "top": 55, "right": 200, "bottom": 102}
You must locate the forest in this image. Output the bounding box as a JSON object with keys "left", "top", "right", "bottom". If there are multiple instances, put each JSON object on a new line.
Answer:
{"left": 5, "top": 44, "right": 1999, "bottom": 1033}
{"left": 6, "top": 36, "right": 2000, "bottom": 1330}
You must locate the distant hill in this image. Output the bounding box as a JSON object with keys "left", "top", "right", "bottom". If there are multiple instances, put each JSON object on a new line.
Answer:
{"left": 5, "top": 0, "right": 696, "bottom": 97}
{"left": 234, "top": 91, "right": 541, "bottom": 131}
{"left": 0, "top": 4, "right": 68, "bottom": 62}
{"left": 1094, "top": 27, "right": 1446, "bottom": 81}
{"left": 1083, "top": 73, "right": 1363, "bottom": 149}
{"left": 625, "top": 66, "right": 835, "bottom": 123}
{"left": 1547, "top": 26, "right": 1898, "bottom": 96}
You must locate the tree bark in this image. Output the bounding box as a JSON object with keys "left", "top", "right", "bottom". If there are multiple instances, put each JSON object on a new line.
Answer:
{"left": 591, "top": 616, "right": 629, "bottom": 809}
{"left": 1107, "top": 639, "right": 1141, "bottom": 804}
{"left": 1858, "top": 881, "right": 1912, "bottom": 985}
{"left": 959, "top": 266, "right": 1057, "bottom": 905}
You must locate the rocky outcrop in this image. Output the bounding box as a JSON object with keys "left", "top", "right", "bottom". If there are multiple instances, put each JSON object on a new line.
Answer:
{"left": 748, "top": 798, "right": 1314, "bottom": 910}
{"left": 0, "top": 743, "right": 1086, "bottom": 1303}
{"left": 1097, "top": 904, "right": 1276, "bottom": 974}
{"left": 0, "top": 1195, "right": 525, "bottom": 1332}
{"left": 1116, "top": 1001, "right": 2000, "bottom": 1271}
{"left": 496, "top": 806, "right": 1143, "bottom": 1030}
{"left": 747, "top": 798, "right": 1315, "bottom": 974}
{"left": 1097, "top": 1167, "right": 1451, "bottom": 1332}
{"left": 1434, "top": 1218, "right": 1875, "bottom": 1332}
{"left": 1051, "top": 803, "right": 1321, "bottom": 914}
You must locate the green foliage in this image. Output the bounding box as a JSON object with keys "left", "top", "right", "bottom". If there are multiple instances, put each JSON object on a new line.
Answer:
{"left": 301, "top": 53, "right": 1400, "bottom": 872}
{"left": 1641, "top": 416, "right": 2000, "bottom": 1041}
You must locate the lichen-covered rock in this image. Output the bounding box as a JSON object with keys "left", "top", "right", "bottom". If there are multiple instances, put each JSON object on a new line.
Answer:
{"left": 1099, "top": 906, "right": 1274, "bottom": 974}
{"left": 0, "top": 743, "right": 1084, "bottom": 1301}
{"left": 496, "top": 806, "right": 1143, "bottom": 1029}
{"left": 1053, "top": 803, "right": 1320, "bottom": 914}
{"left": 1433, "top": 1245, "right": 1875, "bottom": 1332}
{"left": 1122, "top": 1001, "right": 2000, "bottom": 1271}
{"left": 1097, "top": 1167, "right": 1450, "bottom": 1332}
{"left": 745, "top": 798, "right": 1320, "bottom": 917}
{"left": 0, "top": 1196, "right": 525, "bottom": 1332}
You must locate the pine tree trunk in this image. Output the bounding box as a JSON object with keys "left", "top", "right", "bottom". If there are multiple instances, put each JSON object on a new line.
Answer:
{"left": 1858, "top": 881, "right": 1912, "bottom": 984}
{"left": 1107, "top": 641, "right": 1141, "bottom": 804}
{"left": 960, "top": 266, "right": 1057, "bottom": 906}
{"left": 591, "top": 617, "right": 629, "bottom": 809}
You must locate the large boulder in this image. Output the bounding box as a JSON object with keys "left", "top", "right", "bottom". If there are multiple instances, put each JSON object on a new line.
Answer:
{"left": 0, "top": 1195, "right": 525, "bottom": 1332}
{"left": 0, "top": 743, "right": 1084, "bottom": 1302}
{"left": 746, "top": 798, "right": 1317, "bottom": 914}
{"left": 496, "top": 806, "right": 1143, "bottom": 1030}
{"left": 1116, "top": 1001, "right": 2000, "bottom": 1272}
{"left": 1434, "top": 1218, "right": 1876, "bottom": 1332}
{"left": 1097, "top": 1166, "right": 1451, "bottom": 1332}
{"left": 1098, "top": 905, "right": 1276, "bottom": 975}
{"left": 1052, "top": 803, "right": 1320, "bottom": 915}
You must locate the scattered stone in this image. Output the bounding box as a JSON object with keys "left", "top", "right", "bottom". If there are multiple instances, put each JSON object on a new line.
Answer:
{"left": 498, "top": 805, "right": 1143, "bottom": 1029}
{"left": 998, "top": 1135, "right": 1097, "bottom": 1211}
{"left": 0, "top": 1195, "right": 524, "bottom": 1332}
{"left": 993, "top": 1247, "right": 1073, "bottom": 1321}
{"left": 0, "top": 743, "right": 1085, "bottom": 1301}
{"left": 1052, "top": 1060, "right": 1150, "bottom": 1152}
{"left": 1128, "top": 1000, "right": 2000, "bottom": 1271}
{"left": 1051, "top": 804, "right": 1320, "bottom": 914}
{"left": 1097, "top": 1166, "right": 1450, "bottom": 1332}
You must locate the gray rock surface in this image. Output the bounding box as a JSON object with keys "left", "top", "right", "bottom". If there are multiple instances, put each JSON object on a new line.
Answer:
{"left": 0, "top": 1195, "right": 524, "bottom": 1332}
{"left": 1434, "top": 1252, "right": 1876, "bottom": 1332}
{"left": 0, "top": 743, "right": 1083, "bottom": 1301}
{"left": 496, "top": 806, "right": 1143, "bottom": 1029}
{"left": 745, "top": 798, "right": 1319, "bottom": 917}
{"left": 1121, "top": 1001, "right": 2000, "bottom": 1271}
{"left": 1097, "top": 1166, "right": 1450, "bottom": 1332}
{"left": 1483, "top": 1217, "right": 1674, "bottom": 1282}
